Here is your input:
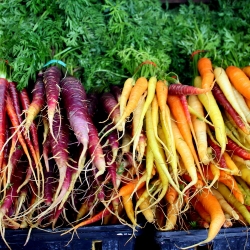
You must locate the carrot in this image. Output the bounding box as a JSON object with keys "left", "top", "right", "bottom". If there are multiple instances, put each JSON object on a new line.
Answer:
{"left": 43, "top": 66, "right": 62, "bottom": 141}
{"left": 236, "top": 162, "right": 250, "bottom": 186}
{"left": 190, "top": 196, "right": 211, "bottom": 223}
{"left": 122, "top": 194, "right": 137, "bottom": 226}
{"left": 216, "top": 182, "right": 250, "bottom": 224}
{"left": 136, "top": 188, "right": 155, "bottom": 223}
{"left": 152, "top": 80, "right": 178, "bottom": 186}
{"left": 194, "top": 75, "right": 227, "bottom": 155}
{"left": 168, "top": 83, "right": 211, "bottom": 95}
{"left": 50, "top": 110, "right": 69, "bottom": 200}
{"left": 117, "top": 173, "right": 147, "bottom": 198}
{"left": 0, "top": 77, "right": 8, "bottom": 173}
{"left": 197, "top": 57, "right": 214, "bottom": 89}
{"left": 208, "top": 162, "right": 220, "bottom": 188}
{"left": 131, "top": 91, "right": 147, "bottom": 161}
{"left": 188, "top": 95, "right": 209, "bottom": 164}
{"left": 170, "top": 117, "right": 197, "bottom": 193}
{"left": 158, "top": 102, "right": 178, "bottom": 185}
{"left": 62, "top": 206, "right": 113, "bottom": 234}
{"left": 211, "top": 187, "right": 239, "bottom": 220}
{"left": 145, "top": 104, "right": 180, "bottom": 197}
{"left": 100, "top": 92, "right": 121, "bottom": 126}
{"left": 226, "top": 66, "right": 250, "bottom": 100}
{"left": 165, "top": 185, "right": 178, "bottom": 204}
{"left": 24, "top": 73, "right": 45, "bottom": 133}
{"left": 167, "top": 94, "right": 204, "bottom": 181}
{"left": 223, "top": 152, "right": 241, "bottom": 176}
{"left": 181, "top": 188, "right": 225, "bottom": 249}
{"left": 226, "top": 137, "right": 250, "bottom": 160}
{"left": 242, "top": 66, "right": 250, "bottom": 78}
{"left": 214, "top": 67, "right": 247, "bottom": 123}
{"left": 212, "top": 83, "right": 249, "bottom": 134}
{"left": 5, "top": 93, "right": 37, "bottom": 191}
{"left": 132, "top": 76, "right": 157, "bottom": 162}
{"left": 119, "top": 76, "right": 148, "bottom": 132}
{"left": 19, "top": 88, "right": 41, "bottom": 169}
{"left": 231, "top": 85, "right": 250, "bottom": 123}
{"left": 203, "top": 165, "right": 244, "bottom": 204}
{"left": 164, "top": 197, "right": 182, "bottom": 230}
{"left": 207, "top": 136, "right": 227, "bottom": 169}
{"left": 119, "top": 78, "right": 135, "bottom": 121}
{"left": 60, "top": 76, "right": 89, "bottom": 169}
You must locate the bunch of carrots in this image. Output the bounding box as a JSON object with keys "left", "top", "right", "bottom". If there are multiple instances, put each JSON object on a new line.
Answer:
{"left": 1, "top": 58, "right": 250, "bottom": 249}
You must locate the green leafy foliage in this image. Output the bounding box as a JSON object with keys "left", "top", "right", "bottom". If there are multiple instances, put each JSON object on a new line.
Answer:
{"left": 0, "top": 0, "right": 250, "bottom": 91}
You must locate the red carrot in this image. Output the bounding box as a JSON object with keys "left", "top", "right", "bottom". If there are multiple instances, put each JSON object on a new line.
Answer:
{"left": 212, "top": 83, "right": 249, "bottom": 134}
{"left": 43, "top": 66, "right": 62, "bottom": 140}
{"left": 168, "top": 83, "right": 211, "bottom": 95}
{"left": 19, "top": 88, "right": 41, "bottom": 167}
{"left": 207, "top": 137, "right": 227, "bottom": 169}
{"left": 24, "top": 73, "right": 45, "bottom": 133}
{"left": 0, "top": 77, "right": 8, "bottom": 172}
{"left": 226, "top": 137, "right": 250, "bottom": 160}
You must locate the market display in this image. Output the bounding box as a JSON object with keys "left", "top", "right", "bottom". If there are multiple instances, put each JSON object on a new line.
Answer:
{"left": 0, "top": 0, "right": 250, "bottom": 249}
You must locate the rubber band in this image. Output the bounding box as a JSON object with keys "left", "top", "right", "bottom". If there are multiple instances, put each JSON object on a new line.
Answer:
{"left": 43, "top": 59, "right": 66, "bottom": 68}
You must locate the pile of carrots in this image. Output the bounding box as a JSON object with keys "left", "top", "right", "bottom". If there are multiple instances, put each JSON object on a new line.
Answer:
{"left": 1, "top": 58, "right": 250, "bottom": 249}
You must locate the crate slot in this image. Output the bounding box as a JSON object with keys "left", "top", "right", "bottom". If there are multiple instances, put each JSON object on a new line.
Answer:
{"left": 92, "top": 240, "right": 102, "bottom": 250}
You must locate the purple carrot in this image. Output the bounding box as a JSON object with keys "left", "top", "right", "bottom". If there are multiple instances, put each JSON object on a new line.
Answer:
{"left": 43, "top": 66, "right": 61, "bottom": 140}
{"left": 111, "top": 85, "right": 122, "bottom": 103}
{"left": 86, "top": 93, "right": 99, "bottom": 121}
{"left": 105, "top": 151, "right": 118, "bottom": 190}
{"left": 207, "top": 137, "right": 227, "bottom": 169}
{"left": 24, "top": 73, "right": 45, "bottom": 133}
{"left": 100, "top": 92, "right": 121, "bottom": 125}
{"left": 212, "top": 83, "right": 249, "bottom": 134}
{"left": 44, "top": 160, "right": 56, "bottom": 206}
{"left": 42, "top": 135, "right": 51, "bottom": 172}
{"left": 60, "top": 76, "right": 89, "bottom": 169}
{"left": 50, "top": 110, "right": 69, "bottom": 199}
{"left": 105, "top": 124, "right": 119, "bottom": 164}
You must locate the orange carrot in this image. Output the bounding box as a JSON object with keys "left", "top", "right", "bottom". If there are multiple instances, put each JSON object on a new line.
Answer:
{"left": 226, "top": 66, "right": 250, "bottom": 100}
{"left": 181, "top": 189, "right": 225, "bottom": 249}
{"left": 168, "top": 94, "right": 204, "bottom": 181}
{"left": 190, "top": 196, "right": 211, "bottom": 223}
{"left": 62, "top": 206, "right": 113, "bottom": 234}
{"left": 223, "top": 152, "right": 241, "bottom": 176}
{"left": 203, "top": 165, "right": 244, "bottom": 204}
{"left": 197, "top": 57, "right": 214, "bottom": 89}
{"left": 170, "top": 117, "right": 197, "bottom": 193}
{"left": 117, "top": 174, "right": 147, "bottom": 198}
{"left": 242, "top": 66, "right": 250, "bottom": 78}
{"left": 165, "top": 185, "right": 178, "bottom": 204}
{"left": 122, "top": 194, "right": 137, "bottom": 226}
{"left": 119, "top": 76, "right": 148, "bottom": 130}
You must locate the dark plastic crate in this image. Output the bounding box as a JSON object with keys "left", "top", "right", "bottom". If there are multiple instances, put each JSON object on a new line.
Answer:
{"left": 154, "top": 227, "right": 250, "bottom": 250}
{"left": 0, "top": 225, "right": 142, "bottom": 250}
